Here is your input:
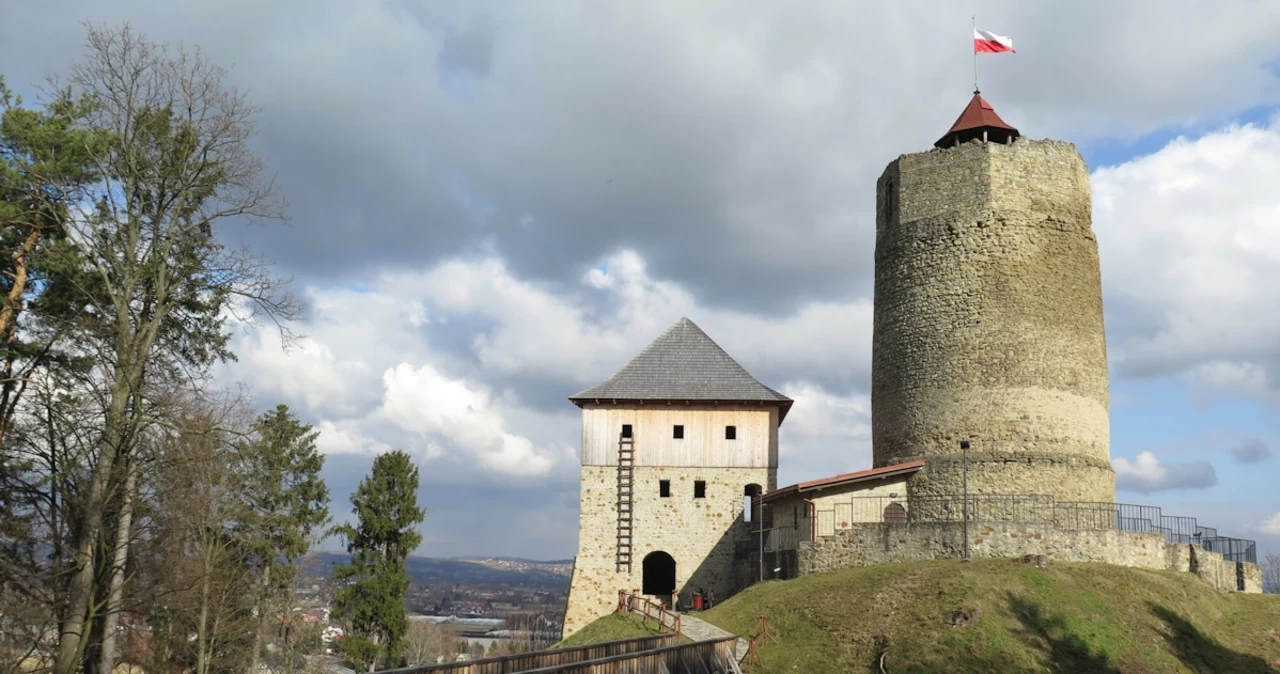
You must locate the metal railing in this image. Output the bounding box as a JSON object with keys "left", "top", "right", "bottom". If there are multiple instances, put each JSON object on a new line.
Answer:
{"left": 799, "top": 494, "right": 1257, "bottom": 564}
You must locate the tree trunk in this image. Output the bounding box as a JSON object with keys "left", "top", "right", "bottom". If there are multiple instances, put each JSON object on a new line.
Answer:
{"left": 97, "top": 460, "right": 138, "bottom": 674}
{"left": 196, "top": 555, "right": 212, "bottom": 674}
{"left": 248, "top": 565, "right": 270, "bottom": 674}
{"left": 53, "top": 374, "right": 133, "bottom": 674}
{"left": 0, "top": 224, "right": 38, "bottom": 338}
{"left": 0, "top": 223, "right": 40, "bottom": 445}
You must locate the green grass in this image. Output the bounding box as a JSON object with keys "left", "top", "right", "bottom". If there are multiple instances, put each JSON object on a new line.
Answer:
{"left": 551, "top": 612, "right": 667, "bottom": 649}
{"left": 582, "top": 559, "right": 1280, "bottom": 673}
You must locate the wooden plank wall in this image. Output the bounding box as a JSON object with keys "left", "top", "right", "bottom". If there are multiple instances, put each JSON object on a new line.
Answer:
{"left": 578, "top": 404, "right": 777, "bottom": 468}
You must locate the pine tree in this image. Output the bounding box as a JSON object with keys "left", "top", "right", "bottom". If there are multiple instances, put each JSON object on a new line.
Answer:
{"left": 331, "top": 450, "right": 426, "bottom": 672}
{"left": 234, "top": 404, "right": 331, "bottom": 674}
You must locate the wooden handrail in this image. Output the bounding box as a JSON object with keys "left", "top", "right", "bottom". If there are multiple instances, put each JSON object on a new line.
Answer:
{"left": 616, "top": 589, "right": 681, "bottom": 640}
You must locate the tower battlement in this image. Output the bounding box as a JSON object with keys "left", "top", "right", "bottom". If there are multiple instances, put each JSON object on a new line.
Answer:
{"left": 871, "top": 117, "right": 1114, "bottom": 503}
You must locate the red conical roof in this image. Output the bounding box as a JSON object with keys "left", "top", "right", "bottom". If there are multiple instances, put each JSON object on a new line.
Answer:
{"left": 935, "top": 91, "right": 1020, "bottom": 148}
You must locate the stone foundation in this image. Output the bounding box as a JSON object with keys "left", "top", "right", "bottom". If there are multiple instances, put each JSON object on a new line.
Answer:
{"left": 798, "top": 521, "right": 1262, "bottom": 594}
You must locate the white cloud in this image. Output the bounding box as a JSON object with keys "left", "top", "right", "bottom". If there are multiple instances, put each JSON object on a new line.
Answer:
{"left": 1260, "top": 512, "right": 1280, "bottom": 536}
{"left": 235, "top": 332, "right": 373, "bottom": 418}
{"left": 1113, "top": 451, "right": 1217, "bottom": 495}
{"left": 224, "top": 248, "right": 873, "bottom": 485}
{"left": 1095, "top": 116, "right": 1280, "bottom": 403}
{"left": 374, "top": 363, "right": 557, "bottom": 477}
{"left": 314, "top": 420, "right": 394, "bottom": 457}
{"left": 773, "top": 383, "right": 873, "bottom": 486}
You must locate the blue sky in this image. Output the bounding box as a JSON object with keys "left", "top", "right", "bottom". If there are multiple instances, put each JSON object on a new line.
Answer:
{"left": 2, "top": 0, "right": 1278, "bottom": 562}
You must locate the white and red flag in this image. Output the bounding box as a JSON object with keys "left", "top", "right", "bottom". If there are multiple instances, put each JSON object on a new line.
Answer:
{"left": 973, "top": 28, "right": 1015, "bottom": 53}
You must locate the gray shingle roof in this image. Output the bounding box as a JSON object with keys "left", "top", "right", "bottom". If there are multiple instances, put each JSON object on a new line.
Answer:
{"left": 569, "top": 317, "right": 793, "bottom": 420}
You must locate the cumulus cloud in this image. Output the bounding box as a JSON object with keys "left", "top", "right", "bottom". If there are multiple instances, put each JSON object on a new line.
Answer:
{"left": 5, "top": 1, "right": 1280, "bottom": 313}
{"left": 1094, "top": 116, "right": 1280, "bottom": 402}
{"left": 1229, "top": 439, "right": 1272, "bottom": 464}
{"left": 1113, "top": 451, "right": 1217, "bottom": 495}
{"left": 374, "top": 363, "right": 558, "bottom": 477}
{"left": 13, "top": 1, "right": 1280, "bottom": 557}
{"left": 1259, "top": 513, "right": 1280, "bottom": 536}
{"left": 224, "top": 248, "right": 873, "bottom": 489}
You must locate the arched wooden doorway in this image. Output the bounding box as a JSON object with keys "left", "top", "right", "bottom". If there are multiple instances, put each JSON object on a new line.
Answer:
{"left": 642, "top": 551, "right": 676, "bottom": 597}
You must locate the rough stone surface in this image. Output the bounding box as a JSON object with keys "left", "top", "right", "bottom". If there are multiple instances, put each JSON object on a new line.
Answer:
{"left": 797, "top": 521, "right": 1262, "bottom": 594}
{"left": 1241, "top": 560, "right": 1264, "bottom": 593}
{"left": 872, "top": 138, "right": 1114, "bottom": 503}
{"left": 563, "top": 465, "right": 774, "bottom": 637}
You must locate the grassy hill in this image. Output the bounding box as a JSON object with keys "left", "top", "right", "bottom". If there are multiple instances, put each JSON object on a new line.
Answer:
{"left": 573, "top": 559, "right": 1280, "bottom": 673}
{"left": 553, "top": 613, "right": 667, "bottom": 649}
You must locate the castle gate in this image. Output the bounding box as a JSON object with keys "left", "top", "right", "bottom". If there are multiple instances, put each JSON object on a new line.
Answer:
{"left": 642, "top": 551, "right": 676, "bottom": 598}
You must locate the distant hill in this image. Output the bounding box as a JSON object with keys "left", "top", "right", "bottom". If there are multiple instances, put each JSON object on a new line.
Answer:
{"left": 456, "top": 556, "right": 574, "bottom": 565}
{"left": 571, "top": 558, "right": 1280, "bottom": 673}
{"left": 305, "top": 552, "right": 571, "bottom": 589}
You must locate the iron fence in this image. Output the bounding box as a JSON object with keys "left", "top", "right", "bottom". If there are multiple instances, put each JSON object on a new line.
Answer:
{"left": 798, "top": 493, "right": 1257, "bottom": 564}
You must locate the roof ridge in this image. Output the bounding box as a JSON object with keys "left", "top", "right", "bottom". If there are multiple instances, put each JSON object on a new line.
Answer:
{"left": 568, "top": 317, "right": 793, "bottom": 419}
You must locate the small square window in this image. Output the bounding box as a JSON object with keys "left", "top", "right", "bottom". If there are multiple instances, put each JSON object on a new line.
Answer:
{"left": 694, "top": 481, "right": 706, "bottom": 499}
{"left": 621, "top": 424, "right": 632, "bottom": 439}
{"left": 725, "top": 425, "right": 737, "bottom": 440}
{"left": 673, "top": 425, "right": 684, "bottom": 439}
{"left": 659, "top": 480, "right": 671, "bottom": 498}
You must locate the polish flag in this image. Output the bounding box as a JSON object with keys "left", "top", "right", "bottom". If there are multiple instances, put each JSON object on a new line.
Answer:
{"left": 974, "top": 29, "right": 1015, "bottom": 53}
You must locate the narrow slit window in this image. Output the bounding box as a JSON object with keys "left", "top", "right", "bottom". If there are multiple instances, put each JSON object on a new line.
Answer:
{"left": 659, "top": 480, "right": 671, "bottom": 498}
{"left": 673, "top": 424, "right": 684, "bottom": 439}
{"left": 883, "top": 179, "right": 897, "bottom": 221}
{"left": 725, "top": 425, "right": 737, "bottom": 440}
{"left": 694, "top": 480, "right": 706, "bottom": 499}
{"left": 621, "top": 424, "right": 632, "bottom": 439}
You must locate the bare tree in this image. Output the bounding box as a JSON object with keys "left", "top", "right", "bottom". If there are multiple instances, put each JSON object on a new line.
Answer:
{"left": 403, "top": 621, "right": 459, "bottom": 667}
{"left": 39, "top": 23, "right": 297, "bottom": 674}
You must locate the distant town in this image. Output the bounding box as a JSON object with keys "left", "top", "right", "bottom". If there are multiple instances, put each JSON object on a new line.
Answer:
{"left": 284, "top": 554, "right": 573, "bottom": 669}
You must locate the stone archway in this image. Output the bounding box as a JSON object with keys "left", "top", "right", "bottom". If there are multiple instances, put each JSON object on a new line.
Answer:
{"left": 884, "top": 502, "right": 907, "bottom": 523}
{"left": 642, "top": 551, "right": 676, "bottom": 597}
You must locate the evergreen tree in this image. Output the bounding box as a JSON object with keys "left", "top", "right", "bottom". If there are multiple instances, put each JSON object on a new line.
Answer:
{"left": 331, "top": 450, "right": 426, "bottom": 672}
{"left": 234, "top": 404, "right": 331, "bottom": 674}
{"left": 0, "top": 75, "right": 101, "bottom": 444}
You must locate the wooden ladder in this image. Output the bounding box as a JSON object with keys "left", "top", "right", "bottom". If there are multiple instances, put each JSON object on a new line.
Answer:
{"left": 616, "top": 433, "right": 635, "bottom": 572}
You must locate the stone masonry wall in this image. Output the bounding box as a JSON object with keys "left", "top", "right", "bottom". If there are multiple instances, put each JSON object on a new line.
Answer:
{"left": 562, "top": 466, "right": 774, "bottom": 637}
{"left": 798, "top": 521, "right": 1262, "bottom": 594}
{"left": 871, "top": 137, "right": 1114, "bottom": 503}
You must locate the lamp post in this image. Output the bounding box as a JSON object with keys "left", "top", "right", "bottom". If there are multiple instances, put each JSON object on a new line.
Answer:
{"left": 961, "top": 440, "right": 971, "bottom": 563}
{"left": 754, "top": 500, "right": 775, "bottom": 583}
{"left": 758, "top": 500, "right": 766, "bottom": 582}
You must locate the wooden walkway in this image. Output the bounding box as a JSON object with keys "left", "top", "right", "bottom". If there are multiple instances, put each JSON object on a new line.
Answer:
{"left": 383, "top": 634, "right": 676, "bottom": 673}
{"left": 382, "top": 633, "right": 740, "bottom": 674}
{"left": 674, "top": 613, "right": 749, "bottom": 664}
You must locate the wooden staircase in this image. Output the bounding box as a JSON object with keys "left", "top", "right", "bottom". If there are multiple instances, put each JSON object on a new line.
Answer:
{"left": 616, "top": 432, "right": 635, "bottom": 572}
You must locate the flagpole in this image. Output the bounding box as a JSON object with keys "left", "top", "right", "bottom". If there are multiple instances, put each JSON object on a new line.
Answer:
{"left": 972, "top": 15, "right": 979, "bottom": 93}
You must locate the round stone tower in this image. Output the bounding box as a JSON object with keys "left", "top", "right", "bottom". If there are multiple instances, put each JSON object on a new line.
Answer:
{"left": 871, "top": 92, "right": 1115, "bottom": 503}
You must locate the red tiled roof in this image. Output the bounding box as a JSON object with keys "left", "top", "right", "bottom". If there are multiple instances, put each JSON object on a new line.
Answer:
{"left": 762, "top": 460, "right": 925, "bottom": 502}
{"left": 935, "top": 92, "right": 1020, "bottom": 148}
